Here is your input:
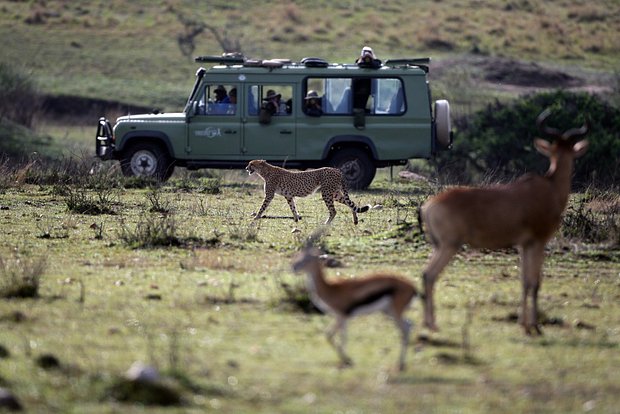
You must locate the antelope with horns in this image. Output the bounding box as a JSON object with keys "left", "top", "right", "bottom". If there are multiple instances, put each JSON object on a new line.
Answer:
{"left": 419, "top": 109, "right": 589, "bottom": 335}
{"left": 292, "top": 245, "right": 418, "bottom": 371}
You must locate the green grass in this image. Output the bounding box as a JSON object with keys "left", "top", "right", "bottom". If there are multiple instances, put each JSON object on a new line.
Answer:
{"left": 0, "top": 172, "right": 619, "bottom": 413}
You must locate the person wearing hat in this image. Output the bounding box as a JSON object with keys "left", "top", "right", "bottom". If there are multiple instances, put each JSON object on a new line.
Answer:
{"left": 214, "top": 85, "right": 230, "bottom": 104}
{"left": 262, "top": 89, "right": 282, "bottom": 116}
{"left": 226, "top": 87, "right": 237, "bottom": 115}
{"left": 304, "top": 90, "right": 323, "bottom": 117}
{"left": 355, "top": 46, "right": 381, "bottom": 68}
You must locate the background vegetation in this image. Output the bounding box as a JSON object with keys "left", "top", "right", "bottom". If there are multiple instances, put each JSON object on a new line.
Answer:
{"left": 1, "top": 0, "right": 619, "bottom": 412}
{"left": 433, "top": 90, "right": 620, "bottom": 187}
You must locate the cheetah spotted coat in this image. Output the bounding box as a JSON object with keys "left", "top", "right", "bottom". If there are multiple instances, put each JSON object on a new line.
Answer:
{"left": 246, "top": 160, "right": 370, "bottom": 224}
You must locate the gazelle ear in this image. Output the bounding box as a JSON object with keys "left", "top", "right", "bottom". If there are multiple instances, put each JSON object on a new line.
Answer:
{"left": 572, "top": 140, "right": 589, "bottom": 158}
{"left": 534, "top": 139, "right": 552, "bottom": 157}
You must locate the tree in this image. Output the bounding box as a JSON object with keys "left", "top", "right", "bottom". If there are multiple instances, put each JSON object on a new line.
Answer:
{"left": 176, "top": 13, "right": 243, "bottom": 58}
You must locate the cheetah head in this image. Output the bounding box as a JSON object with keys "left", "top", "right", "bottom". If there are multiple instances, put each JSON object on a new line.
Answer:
{"left": 246, "top": 159, "right": 266, "bottom": 175}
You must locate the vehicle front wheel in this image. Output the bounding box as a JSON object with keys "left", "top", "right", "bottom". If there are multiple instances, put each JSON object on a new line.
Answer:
{"left": 120, "top": 143, "right": 174, "bottom": 181}
{"left": 330, "top": 148, "right": 376, "bottom": 190}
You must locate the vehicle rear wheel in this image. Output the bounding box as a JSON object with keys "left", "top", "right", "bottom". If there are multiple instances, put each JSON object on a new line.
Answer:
{"left": 120, "top": 143, "right": 174, "bottom": 181}
{"left": 330, "top": 148, "right": 376, "bottom": 190}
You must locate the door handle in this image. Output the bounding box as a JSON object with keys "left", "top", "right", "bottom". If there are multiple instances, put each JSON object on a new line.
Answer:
{"left": 280, "top": 130, "right": 293, "bottom": 135}
{"left": 224, "top": 130, "right": 237, "bottom": 134}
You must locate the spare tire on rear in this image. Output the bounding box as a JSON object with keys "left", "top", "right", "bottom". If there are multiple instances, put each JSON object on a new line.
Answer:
{"left": 434, "top": 100, "right": 452, "bottom": 149}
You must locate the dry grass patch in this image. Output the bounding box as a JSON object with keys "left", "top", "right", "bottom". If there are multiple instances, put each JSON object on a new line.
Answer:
{"left": 0, "top": 252, "right": 46, "bottom": 298}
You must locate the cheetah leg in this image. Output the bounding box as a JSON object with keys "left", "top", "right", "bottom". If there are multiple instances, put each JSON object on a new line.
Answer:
{"left": 285, "top": 196, "right": 301, "bottom": 221}
{"left": 321, "top": 192, "right": 337, "bottom": 224}
{"left": 254, "top": 188, "right": 275, "bottom": 219}
{"left": 335, "top": 191, "right": 358, "bottom": 225}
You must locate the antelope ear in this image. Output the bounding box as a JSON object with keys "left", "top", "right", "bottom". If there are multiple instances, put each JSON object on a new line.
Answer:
{"left": 534, "top": 138, "right": 552, "bottom": 157}
{"left": 572, "top": 140, "right": 589, "bottom": 158}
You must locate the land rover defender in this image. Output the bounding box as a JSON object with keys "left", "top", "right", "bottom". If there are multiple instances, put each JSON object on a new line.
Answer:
{"left": 96, "top": 54, "right": 452, "bottom": 189}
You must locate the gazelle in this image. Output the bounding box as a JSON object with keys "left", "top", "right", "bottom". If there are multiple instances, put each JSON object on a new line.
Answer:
{"left": 419, "top": 109, "right": 589, "bottom": 335}
{"left": 292, "top": 246, "right": 418, "bottom": 370}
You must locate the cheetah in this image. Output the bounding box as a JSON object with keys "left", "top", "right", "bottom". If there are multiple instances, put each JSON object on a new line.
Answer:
{"left": 245, "top": 160, "right": 371, "bottom": 225}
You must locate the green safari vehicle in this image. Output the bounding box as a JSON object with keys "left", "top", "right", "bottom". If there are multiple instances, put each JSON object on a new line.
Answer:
{"left": 96, "top": 54, "right": 452, "bottom": 189}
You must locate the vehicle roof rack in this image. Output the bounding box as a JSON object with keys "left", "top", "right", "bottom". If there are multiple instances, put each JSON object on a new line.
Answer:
{"left": 194, "top": 54, "right": 246, "bottom": 65}
{"left": 385, "top": 58, "right": 430, "bottom": 66}
{"left": 384, "top": 58, "right": 431, "bottom": 73}
{"left": 194, "top": 54, "right": 432, "bottom": 72}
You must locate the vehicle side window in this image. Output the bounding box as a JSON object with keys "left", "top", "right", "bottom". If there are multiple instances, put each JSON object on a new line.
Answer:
{"left": 305, "top": 77, "right": 405, "bottom": 116}
{"left": 253, "top": 84, "right": 293, "bottom": 116}
{"left": 375, "top": 78, "right": 405, "bottom": 115}
{"left": 248, "top": 85, "right": 259, "bottom": 115}
{"left": 197, "top": 84, "right": 237, "bottom": 115}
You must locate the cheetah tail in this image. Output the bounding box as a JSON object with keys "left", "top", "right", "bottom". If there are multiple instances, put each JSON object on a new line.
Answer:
{"left": 355, "top": 204, "right": 372, "bottom": 213}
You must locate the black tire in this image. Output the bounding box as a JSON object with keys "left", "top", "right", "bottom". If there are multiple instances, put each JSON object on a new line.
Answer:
{"left": 120, "top": 143, "right": 174, "bottom": 181}
{"left": 330, "top": 148, "right": 376, "bottom": 190}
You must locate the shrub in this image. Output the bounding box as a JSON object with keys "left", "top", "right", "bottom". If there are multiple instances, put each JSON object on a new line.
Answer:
{"left": 0, "top": 63, "right": 41, "bottom": 128}
{"left": 0, "top": 253, "right": 46, "bottom": 299}
{"left": 65, "top": 186, "right": 118, "bottom": 215}
{"left": 122, "top": 175, "right": 159, "bottom": 189}
{"left": 146, "top": 188, "right": 172, "bottom": 214}
{"left": 12, "top": 155, "right": 107, "bottom": 188}
{"left": 434, "top": 90, "right": 620, "bottom": 188}
{"left": 277, "top": 278, "right": 320, "bottom": 314}
{"left": 118, "top": 215, "right": 220, "bottom": 249}
{"left": 561, "top": 189, "right": 620, "bottom": 245}
{"left": 0, "top": 120, "right": 51, "bottom": 162}
{"left": 118, "top": 215, "right": 182, "bottom": 248}
{"left": 199, "top": 177, "right": 222, "bottom": 195}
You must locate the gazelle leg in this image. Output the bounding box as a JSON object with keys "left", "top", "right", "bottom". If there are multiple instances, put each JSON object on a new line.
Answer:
{"left": 396, "top": 318, "right": 412, "bottom": 371}
{"left": 422, "top": 245, "right": 457, "bottom": 331}
{"left": 520, "top": 242, "right": 545, "bottom": 335}
{"left": 326, "top": 318, "right": 352, "bottom": 367}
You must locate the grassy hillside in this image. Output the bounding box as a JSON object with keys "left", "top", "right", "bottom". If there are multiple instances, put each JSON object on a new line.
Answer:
{"left": 1, "top": 0, "right": 619, "bottom": 110}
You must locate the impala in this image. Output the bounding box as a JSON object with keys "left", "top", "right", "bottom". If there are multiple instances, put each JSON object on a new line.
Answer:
{"left": 418, "top": 109, "right": 589, "bottom": 335}
{"left": 292, "top": 246, "right": 418, "bottom": 370}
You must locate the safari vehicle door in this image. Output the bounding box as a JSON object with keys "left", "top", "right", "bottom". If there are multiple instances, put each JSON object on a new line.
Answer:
{"left": 186, "top": 82, "right": 242, "bottom": 157}
{"left": 242, "top": 84, "right": 296, "bottom": 157}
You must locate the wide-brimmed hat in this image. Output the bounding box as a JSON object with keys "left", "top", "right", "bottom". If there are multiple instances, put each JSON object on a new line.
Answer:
{"left": 263, "top": 89, "right": 281, "bottom": 100}
{"left": 214, "top": 85, "right": 227, "bottom": 93}
{"left": 304, "top": 90, "right": 319, "bottom": 100}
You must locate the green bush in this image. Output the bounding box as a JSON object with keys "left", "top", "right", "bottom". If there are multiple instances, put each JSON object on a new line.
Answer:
{"left": 434, "top": 91, "right": 620, "bottom": 188}
{"left": 0, "top": 63, "right": 41, "bottom": 128}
